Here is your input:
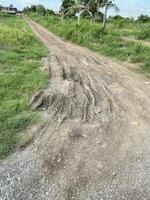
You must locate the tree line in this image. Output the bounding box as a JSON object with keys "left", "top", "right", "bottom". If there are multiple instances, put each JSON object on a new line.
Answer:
{"left": 61, "top": 0, "right": 120, "bottom": 28}
{"left": 22, "top": 1, "right": 150, "bottom": 29}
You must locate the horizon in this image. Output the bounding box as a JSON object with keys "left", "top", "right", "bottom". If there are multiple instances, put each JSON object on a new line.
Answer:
{"left": 0, "top": 0, "right": 150, "bottom": 18}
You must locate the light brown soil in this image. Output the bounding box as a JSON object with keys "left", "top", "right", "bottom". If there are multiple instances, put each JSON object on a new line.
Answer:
{"left": 0, "top": 19, "right": 150, "bottom": 200}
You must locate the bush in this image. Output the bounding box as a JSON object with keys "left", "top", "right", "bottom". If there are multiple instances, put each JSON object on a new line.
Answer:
{"left": 137, "top": 25, "right": 150, "bottom": 40}
{"left": 36, "top": 4, "right": 46, "bottom": 16}
{"left": 141, "top": 62, "right": 150, "bottom": 73}
{"left": 92, "top": 27, "right": 106, "bottom": 39}
{"left": 137, "top": 15, "right": 150, "bottom": 23}
{"left": 46, "top": 9, "right": 54, "bottom": 16}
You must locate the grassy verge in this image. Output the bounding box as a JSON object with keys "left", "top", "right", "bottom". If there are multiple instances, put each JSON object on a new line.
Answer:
{"left": 0, "top": 14, "right": 48, "bottom": 158}
{"left": 30, "top": 14, "right": 150, "bottom": 76}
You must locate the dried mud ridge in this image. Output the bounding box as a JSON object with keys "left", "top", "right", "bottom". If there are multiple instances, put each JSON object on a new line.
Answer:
{"left": 0, "top": 19, "right": 150, "bottom": 200}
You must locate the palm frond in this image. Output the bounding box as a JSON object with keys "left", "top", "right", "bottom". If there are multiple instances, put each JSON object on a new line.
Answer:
{"left": 107, "top": 3, "right": 120, "bottom": 12}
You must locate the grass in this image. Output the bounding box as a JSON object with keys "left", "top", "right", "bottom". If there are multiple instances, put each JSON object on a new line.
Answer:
{"left": 30, "top": 14, "right": 150, "bottom": 77}
{"left": 0, "top": 14, "right": 48, "bottom": 158}
{"left": 108, "top": 19, "right": 150, "bottom": 41}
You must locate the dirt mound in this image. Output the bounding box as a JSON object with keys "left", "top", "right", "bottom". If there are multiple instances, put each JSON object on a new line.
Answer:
{"left": 30, "top": 56, "right": 114, "bottom": 124}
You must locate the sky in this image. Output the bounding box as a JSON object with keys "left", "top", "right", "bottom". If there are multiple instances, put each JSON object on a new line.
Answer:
{"left": 0, "top": 0, "right": 150, "bottom": 18}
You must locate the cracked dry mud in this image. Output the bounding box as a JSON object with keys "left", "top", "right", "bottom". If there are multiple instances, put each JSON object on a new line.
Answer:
{"left": 0, "top": 19, "right": 150, "bottom": 200}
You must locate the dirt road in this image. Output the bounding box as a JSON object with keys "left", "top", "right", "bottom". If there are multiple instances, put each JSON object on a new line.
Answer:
{"left": 0, "top": 19, "right": 150, "bottom": 200}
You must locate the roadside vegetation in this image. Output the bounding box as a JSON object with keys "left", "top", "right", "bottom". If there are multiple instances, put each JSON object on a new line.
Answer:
{"left": 0, "top": 14, "right": 48, "bottom": 158}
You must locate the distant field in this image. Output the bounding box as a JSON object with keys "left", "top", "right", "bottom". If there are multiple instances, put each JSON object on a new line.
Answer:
{"left": 0, "top": 14, "right": 48, "bottom": 158}
{"left": 30, "top": 15, "right": 150, "bottom": 76}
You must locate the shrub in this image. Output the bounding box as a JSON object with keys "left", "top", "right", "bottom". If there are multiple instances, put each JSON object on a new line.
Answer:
{"left": 137, "top": 25, "right": 150, "bottom": 40}
{"left": 36, "top": 4, "right": 46, "bottom": 16}
{"left": 92, "top": 27, "right": 107, "bottom": 39}
{"left": 137, "top": 15, "right": 150, "bottom": 23}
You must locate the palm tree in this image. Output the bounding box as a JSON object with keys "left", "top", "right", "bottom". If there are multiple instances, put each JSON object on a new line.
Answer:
{"left": 77, "top": 0, "right": 119, "bottom": 28}
{"left": 101, "top": 0, "right": 119, "bottom": 29}
{"left": 60, "top": 0, "right": 76, "bottom": 21}
{"left": 61, "top": 0, "right": 119, "bottom": 28}
{"left": 63, "top": 0, "right": 100, "bottom": 24}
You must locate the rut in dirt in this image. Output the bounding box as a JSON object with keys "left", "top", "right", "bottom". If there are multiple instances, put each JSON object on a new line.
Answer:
{"left": 0, "top": 19, "right": 150, "bottom": 200}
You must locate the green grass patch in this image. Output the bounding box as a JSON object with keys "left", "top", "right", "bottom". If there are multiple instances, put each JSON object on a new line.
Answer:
{"left": 0, "top": 14, "right": 48, "bottom": 158}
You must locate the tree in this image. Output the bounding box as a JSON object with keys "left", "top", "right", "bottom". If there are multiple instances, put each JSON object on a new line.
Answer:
{"left": 78, "top": 0, "right": 101, "bottom": 18}
{"left": 101, "top": 0, "right": 119, "bottom": 29}
{"left": 36, "top": 4, "right": 46, "bottom": 16}
{"left": 9, "top": 4, "right": 13, "bottom": 8}
{"left": 23, "top": 6, "right": 30, "bottom": 14}
{"left": 46, "top": 9, "right": 54, "bottom": 16}
{"left": 61, "top": 0, "right": 76, "bottom": 11}
{"left": 30, "top": 5, "right": 37, "bottom": 12}
{"left": 63, "top": 0, "right": 102, "bottom": 24}
{"left": 60, "top": 0, "right": 119, "bottom": 28}
{"left": 80, "top": 0, "right": 119, "bottom": 28}
{"left": 137, "top": 15, "right": 150, "bottom": 23}
{"left": 61, "top": 0, "right": 76, "bottom": 20}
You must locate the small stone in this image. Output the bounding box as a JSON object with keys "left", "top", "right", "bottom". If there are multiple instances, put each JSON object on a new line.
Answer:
{"left": 131, "top": 121, "right": 139, "bottom": 127}
{"left": 112, "top": 172, "right": 117, "bottom": 178}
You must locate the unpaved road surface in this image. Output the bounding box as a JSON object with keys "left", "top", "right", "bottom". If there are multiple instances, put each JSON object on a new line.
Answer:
{"left": 0, "top": 19, "right": 150, "bottom": 200}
